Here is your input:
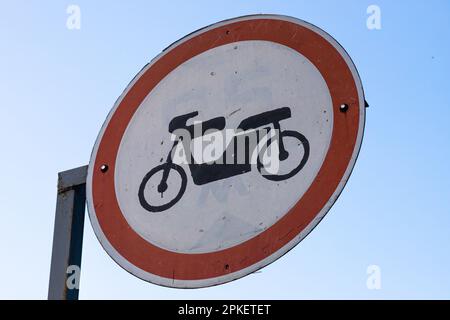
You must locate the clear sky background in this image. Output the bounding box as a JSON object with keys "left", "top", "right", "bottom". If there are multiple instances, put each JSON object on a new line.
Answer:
{"left": 1, "top": 0, "right": 449, "bottom": 299}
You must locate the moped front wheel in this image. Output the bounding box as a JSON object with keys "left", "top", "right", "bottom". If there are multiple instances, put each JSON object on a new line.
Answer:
{"left": 257, "top": 130, "right": 310, "bottom": 181}
{"left": 138, "top": 163, "right": 187, "bottom": 213}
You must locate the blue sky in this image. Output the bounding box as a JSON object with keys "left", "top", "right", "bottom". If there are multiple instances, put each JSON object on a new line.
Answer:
{"left": 0, "top": 0, "right": 449, "bottom": 299}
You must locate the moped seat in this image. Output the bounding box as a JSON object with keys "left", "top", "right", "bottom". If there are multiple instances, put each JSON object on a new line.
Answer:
{"left": 169, "top": 111, "right": 225, "bottom": 137}
{"left": 169, "top": 111, "right": 199, "bottom": 133}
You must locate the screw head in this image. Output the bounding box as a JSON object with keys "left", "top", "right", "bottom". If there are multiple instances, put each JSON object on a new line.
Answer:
{"left": 340, "top": 104, "right": 349, "bottom": 112}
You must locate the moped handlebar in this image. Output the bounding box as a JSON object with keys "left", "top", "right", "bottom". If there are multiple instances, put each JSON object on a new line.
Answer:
{"left": 238, "top": 107, "right": 291, "bottom": 131}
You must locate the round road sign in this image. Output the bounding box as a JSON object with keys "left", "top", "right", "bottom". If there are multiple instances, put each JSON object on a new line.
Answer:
{"left": 87, "top": 14, "right": 366, "bottom": 288}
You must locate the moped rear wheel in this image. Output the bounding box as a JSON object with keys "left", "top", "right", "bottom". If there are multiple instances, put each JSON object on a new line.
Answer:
{"left": 257, "top": 130, "right": 310, "bottom": 181}
{"left": 138, "top": 163, "right": 187, "bottom": 213}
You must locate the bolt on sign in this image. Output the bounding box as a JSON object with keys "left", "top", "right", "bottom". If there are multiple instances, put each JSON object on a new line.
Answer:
{"left": 87, "top": 15, "right": 366, "bottom": 288}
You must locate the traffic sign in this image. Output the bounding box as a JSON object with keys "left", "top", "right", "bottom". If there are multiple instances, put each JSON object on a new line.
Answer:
{"left": 86, "top": 14, "right": 366, "bottom": 288}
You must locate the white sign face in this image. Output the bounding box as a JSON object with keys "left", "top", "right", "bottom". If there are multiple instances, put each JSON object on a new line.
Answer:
{"left": 116, "top": 40, "right": 333, "bottom": 253}
{"left": 87, "top": 15, "right": 365, "bottom": 288}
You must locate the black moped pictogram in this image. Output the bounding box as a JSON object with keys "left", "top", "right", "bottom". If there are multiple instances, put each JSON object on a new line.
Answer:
{"left": 138, "top": 107, "right": 310, "bottom": 213}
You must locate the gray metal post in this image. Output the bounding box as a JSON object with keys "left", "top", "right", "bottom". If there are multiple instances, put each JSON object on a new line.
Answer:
{"left": 48, "top": 165, "right": 88, "bottom": 300}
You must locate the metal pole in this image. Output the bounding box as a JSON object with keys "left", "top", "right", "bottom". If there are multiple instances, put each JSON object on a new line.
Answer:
{"left": 48, "top": 165, "right": 88, "bottom": 300}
